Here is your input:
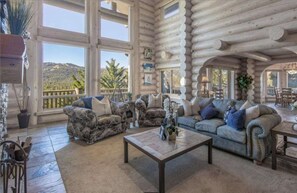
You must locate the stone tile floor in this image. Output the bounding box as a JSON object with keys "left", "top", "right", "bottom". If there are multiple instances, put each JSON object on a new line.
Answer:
{"left": 2, "top": 103, "right": 297, "bottom": 193}
{"left": 5, "top": 122, "right": 69, "bottom": 193}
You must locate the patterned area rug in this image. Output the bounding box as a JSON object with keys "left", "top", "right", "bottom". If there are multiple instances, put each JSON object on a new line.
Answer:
{"left": 55, "top": 127, "right": 297, "bottom": 193}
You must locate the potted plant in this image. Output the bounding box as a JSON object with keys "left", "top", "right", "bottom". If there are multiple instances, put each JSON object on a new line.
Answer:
{"left": 236, "top": 74, "right": 253, "bottom": 100}
{"left": 2, "top": 0, "right": 33, "bottom": 128}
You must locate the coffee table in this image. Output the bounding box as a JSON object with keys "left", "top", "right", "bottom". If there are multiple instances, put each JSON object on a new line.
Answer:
{"left": 123, "top": 127, "right": 212, "bottom": 193}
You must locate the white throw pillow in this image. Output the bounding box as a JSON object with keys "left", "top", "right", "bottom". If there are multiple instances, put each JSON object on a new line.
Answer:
{"left": 239, "top": 100, "right": 253, "bottom": 110}
{"left": 245, "top": 105, "right": 260, "bottom": 128}
{"left": 181, "top": 97, "right": 200, "bottom": 116}
{"left": 92, "top": 96, "right": 112, "bottom": 117}
{"left": 147, "top": 94, "right": 162, "bottom": 108}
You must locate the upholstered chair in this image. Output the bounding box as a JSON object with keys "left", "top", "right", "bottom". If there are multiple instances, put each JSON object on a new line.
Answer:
{"left": 63, "top": 96, "right": 129, "bottom": 144}
{"left": 135, "top": 94, "right": 169, "bottom": 127}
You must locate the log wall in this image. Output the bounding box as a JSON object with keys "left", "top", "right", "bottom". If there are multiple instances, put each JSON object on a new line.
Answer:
{"left": 138, "top": 0, "right": 157, "bottom": 95}
{"left": 190, "top": 0, "right": 297, "bottom": 97}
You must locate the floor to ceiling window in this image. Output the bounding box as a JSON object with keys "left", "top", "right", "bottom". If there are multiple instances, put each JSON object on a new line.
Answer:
{"left": 266, "top": 71, "right": 280, "bottom": 96}
{"left": 99, "top": 50, "right": 130, "bottom": 101}
{"left": 207, "top": 68, "right": 234, "bottom": 99}
{"left": 42, "top": 42, "right": 86, "bottom": 109}
{"left": 161, "top": 69, "right": 181, "bottom": 96}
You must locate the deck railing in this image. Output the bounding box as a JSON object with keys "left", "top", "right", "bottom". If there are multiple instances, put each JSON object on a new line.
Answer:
{"left": 43, "top": 88, "right": 129, "bottom": 109}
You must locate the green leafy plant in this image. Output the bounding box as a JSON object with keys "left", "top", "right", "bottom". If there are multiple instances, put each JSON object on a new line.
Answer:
{"left": 100, "top": 59, "right": 128, "bottom": 89}
{"left": 237, "top": 74, "right": 253, "bottom": 91}
{"left": 6, "top": 0, "right": 33, "bottom": 35}
{"left": 72, "top": 70, "right": 85, "bottom": 94}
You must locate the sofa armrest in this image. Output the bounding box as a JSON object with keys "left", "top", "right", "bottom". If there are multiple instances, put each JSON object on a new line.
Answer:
{"left": 110, "top": 102, "right": 129, "bottom": 119}
{"left": 135, "top": 98, "right": 146, "bottom": 113}
{"left": 63, "top": 106, "right": 97, "bottom": 124}
{"left": 246, "top": 113, "right": 281, "bottom": 138}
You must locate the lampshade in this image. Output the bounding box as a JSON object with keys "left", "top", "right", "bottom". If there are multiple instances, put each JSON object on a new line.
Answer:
{"left": 201, "top": 76, "right": 209, "bottom": 83}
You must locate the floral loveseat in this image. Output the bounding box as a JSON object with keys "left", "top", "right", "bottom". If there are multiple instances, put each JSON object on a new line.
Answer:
{"left": 135, "top": 94, "right": 169, "bottom": 127}
{"left": 63, "top": 96, "right": 129, "bottom": 144}
{"left": 177, "top": 98, "right": 282, "bottom": 163}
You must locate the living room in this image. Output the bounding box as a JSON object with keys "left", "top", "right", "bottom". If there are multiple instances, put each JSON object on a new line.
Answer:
{"left": 1, "top": 0, "right": 297, "bottom": 193}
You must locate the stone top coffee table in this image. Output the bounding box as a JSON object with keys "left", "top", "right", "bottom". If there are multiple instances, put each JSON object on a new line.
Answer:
{"left": 123, "top": 127, "right": 212, "bottom": 193}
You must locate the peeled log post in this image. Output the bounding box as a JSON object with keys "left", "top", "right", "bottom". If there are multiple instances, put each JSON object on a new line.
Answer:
{"left": 269, "top": 27, "right": 288, "bottom": 41}
{"left": 213, "top": 39, "right": 229, "bottom": 50}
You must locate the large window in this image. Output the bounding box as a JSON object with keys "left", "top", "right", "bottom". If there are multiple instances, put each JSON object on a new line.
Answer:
{"left": 100, "top": 0, "right": 130, "bottom": 42}
{"left": 208, "top": 68, "right": 234, "bottom": 99}
{"left": 161, "top": 69, "right": 181, "bottom": 96}
{"left": 42, "top": 42, "right": 86, "bottom": 109}
{"left": 287, "top": 72, "right": 297, "bottom": 88}
{"left": 99, "top": 50, "right": 130, "bottom": 101}
{"left": 266, "top": 71, "right": 279, "bottom": 96}
{"left": 43, "top": 1, "right": 85, "bottom": 33}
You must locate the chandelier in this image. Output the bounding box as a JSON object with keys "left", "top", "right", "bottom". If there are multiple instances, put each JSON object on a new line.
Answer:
{"left": 284, "top": 62, "right": 297, "bottom": 75}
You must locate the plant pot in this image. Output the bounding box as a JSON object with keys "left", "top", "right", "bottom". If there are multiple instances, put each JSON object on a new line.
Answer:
{"left": 168, "top": 132, "right": 176, "bottom": 141}
{"left": 17, "top": 110, "right": 30, "bottom": 129}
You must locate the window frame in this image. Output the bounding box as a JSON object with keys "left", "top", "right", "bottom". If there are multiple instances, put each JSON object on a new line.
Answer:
{"left": 286, "top": 71, "right": 297, "bottom": 88}
{"left": 160, "top": 68, "right": 181, "bottom": 98}
{"left": 265, "top": 70, "right": 280, "bottom": 97}
{"left": 163, "top": 1, "right": 179, "bottom": 19}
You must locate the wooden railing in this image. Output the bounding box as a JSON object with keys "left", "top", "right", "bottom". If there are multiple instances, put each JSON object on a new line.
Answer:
{"left": 43, "top": 88, "right": 129, "bottom": 109}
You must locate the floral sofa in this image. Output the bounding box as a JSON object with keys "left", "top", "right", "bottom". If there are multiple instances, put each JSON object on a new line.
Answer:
{"left": 177, "top": 98, "right": 282, "bottom": 163}
{"left": 135, "top": 94, "right": 169, "bottom": 127}
{"left": 63, "top": 96, "right": 129, "bottom": 144}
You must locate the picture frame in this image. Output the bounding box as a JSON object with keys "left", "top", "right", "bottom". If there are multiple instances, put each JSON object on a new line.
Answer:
{"left": 143, "top": 63, "right": 155, "bottom": 73}
{"left": 143, "top": 48, "right": 153, "bottom": 60}
{"left": 144, "top": 74, "right": 153, "bottom": 85}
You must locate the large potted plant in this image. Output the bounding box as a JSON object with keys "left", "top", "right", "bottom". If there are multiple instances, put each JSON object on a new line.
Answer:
{"left": 2, "top": 0, "right": 33, "bottom": 128}
{"left": 236, "top": 74, "right": 253, "bottom": 100}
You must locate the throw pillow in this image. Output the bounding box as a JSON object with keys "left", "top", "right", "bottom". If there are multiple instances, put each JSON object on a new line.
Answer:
{"left": 239, "top": 100, "right": 253, "bottom": 110}
{"left": 223, "top": 105, "right": 233, "bottom": 123}
{"left": 92, "top": 96, "right": 112, "bottom": 117}
{"left": 147, "top": 94, "right": 162, "bottom": 109}
{"left": 181, "top": 97, "right": 200, "bottom": 116}
{"left": 227, "top": 108, "right": 246, "bottom": 130}
{"left": 200, "top": 104, "right": 219, "bottom": 120}
{"left": 245, "top": 105, "right": 260, "bottom": 128}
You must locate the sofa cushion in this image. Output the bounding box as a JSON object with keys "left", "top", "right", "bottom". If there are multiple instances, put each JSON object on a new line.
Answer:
{"left": 92, "top": 97, "right": 112, "bottom": 117}
{"left": 212, "top": 99, "right": 234, "bottom": 119}
{"left": 245, "top": 105, "right": 260, "bottom": 128}
{"left": 239, "top": 100, "right": 253, "bottom": 110}
{"left": 147, "top": 94, "right": 162, "bottom": 109}
{"left": 195, "top": 118, "right": 225, "bottom": 134}
{"left": 146, "top": 108, "right": 166, "bottom": 118}
{"left": 217, "top": 125, "right": 247, "bottom": 144}
{"left": 97, "top": 114, "right": 121, "bottom": 125}
{"left": 177, "top": 116, "right": 198, "bottom": 128}
{"left": 227, "top": 109, "right": 246, "bottom": 130}
{"left": 81, "top": 96, "right": 104, "bottom": 109}
{"left": 200, "top": 103, "right": 219, "bottom": 120}
{"left": 181, "top": 98, "right": 200, "bottom": 116}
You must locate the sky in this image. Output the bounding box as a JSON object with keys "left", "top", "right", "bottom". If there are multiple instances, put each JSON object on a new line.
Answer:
{"left": 42, "top": 2, "right": 129, "bottom": 68}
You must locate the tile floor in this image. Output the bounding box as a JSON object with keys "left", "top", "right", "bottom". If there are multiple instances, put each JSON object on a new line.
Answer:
{"left": 2, "top": 103, "right": 297, "bottom": 193}
{"left": 5, "top": 122, "right": 69, "bottom": 193}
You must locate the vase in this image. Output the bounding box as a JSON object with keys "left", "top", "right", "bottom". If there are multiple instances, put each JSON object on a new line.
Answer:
{"left": 17, "top": 110, "right": 30, "bottom": 129}
{"left": 168, "top": 132, "right": 176, "bottom": 141}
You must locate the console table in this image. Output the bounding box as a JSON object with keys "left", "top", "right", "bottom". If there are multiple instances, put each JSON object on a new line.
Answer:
{"left": 271, "top": 121, "right": 297, "bottom": 170}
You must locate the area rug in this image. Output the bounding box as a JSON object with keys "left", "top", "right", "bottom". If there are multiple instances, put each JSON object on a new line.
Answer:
{"left": 55, "top": 128, "right": 297, "bottom": 193}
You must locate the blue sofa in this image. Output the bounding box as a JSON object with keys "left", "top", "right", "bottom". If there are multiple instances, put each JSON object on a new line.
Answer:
{"left": 177, "top": 98, "right": 281, "bottom": 163}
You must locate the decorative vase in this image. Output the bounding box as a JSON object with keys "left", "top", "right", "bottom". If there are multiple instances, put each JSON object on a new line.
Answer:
{"left": 17, "top": 110, "right": 30, "bottom": 129}
{"left": 168, "top": 132, "right": 176, "bottom": 141}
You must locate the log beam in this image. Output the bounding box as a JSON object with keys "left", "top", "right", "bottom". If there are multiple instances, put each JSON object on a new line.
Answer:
{"left": 283, "top": 46, "right": 297, "bottom": 54}
{"left": 269, "top": 27, "right": 288, "bottom": 41}
{"left": 213, "top": 39, "right": 229, "bottom": 50}
{"left": 239, "top": 52, "right": 271, "bottom": 62}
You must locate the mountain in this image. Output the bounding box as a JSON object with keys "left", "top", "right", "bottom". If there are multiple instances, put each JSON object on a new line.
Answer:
{"left": 43, "top": 62, "right": 85, "bottom": 90}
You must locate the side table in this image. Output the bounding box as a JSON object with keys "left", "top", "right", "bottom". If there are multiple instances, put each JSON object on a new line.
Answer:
{"left": 271, "top": 121, "right": 297, "bottom": 170}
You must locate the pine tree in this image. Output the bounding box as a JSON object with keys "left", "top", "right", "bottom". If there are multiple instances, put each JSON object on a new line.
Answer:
{"left": 72, "top": 70, "right": 85, "bottom": 93}
{"left": 101, "top": 59, "right": 128, "bottom": 89}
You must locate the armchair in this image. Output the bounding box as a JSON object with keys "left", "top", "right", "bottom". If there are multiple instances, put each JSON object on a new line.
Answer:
{"left": 63, "top": 96, "right": 129, "bottom": 144}
{"left": 135, "top": 94, "right": 169, "bottom": 127}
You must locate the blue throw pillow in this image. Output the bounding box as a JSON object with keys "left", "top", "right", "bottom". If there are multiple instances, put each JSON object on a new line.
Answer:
{"left": 200, "top": 104, "right": 219, "bottom": 120}
{"left": 81, "top": 96, "right": 104, "bottom": 109}
{"left": 227, "top": 108, "right": 246, "bottom": 130}
{"left": 223, "top": 105, "right": 233, "bottom": 123}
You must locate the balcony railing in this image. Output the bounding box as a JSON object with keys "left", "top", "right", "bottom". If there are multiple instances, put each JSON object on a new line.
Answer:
{"left": 43, "top": 88, "right": 129, "bottom": 109}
